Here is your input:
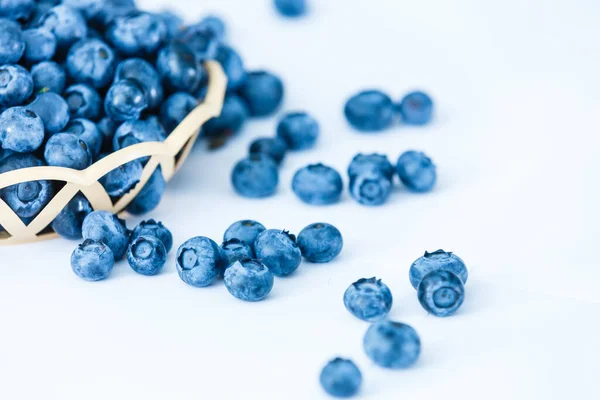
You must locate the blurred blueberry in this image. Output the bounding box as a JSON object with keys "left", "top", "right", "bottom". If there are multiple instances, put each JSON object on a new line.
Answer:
{"left": 399, "top": 91, "right": 433, "bottom": 125}
{"left": 176, "top": 236, "right": 227, "bottom": 287}
{"left": 274, "top": 0, "right": 307, "bottom": 17}
{"left": 113, "top": 117, "right": 166, "bottom": 153}
{"left": 0, "top": 107, "right": 44, "bottom": 152}
{"left": 92, "top": 0, "right": 136, "bottom": 28}
{"left": 319, "top": 358, "right": 362, "bottom": 398}
{"left": 62, "top": 0, "right": 104, "bottom": 21}
{"left": 156, "top": 43, "right": 203, "bottom": 93}
{"left": 127, "top": 235, "right": 167, "bottom": 276}
{"left": 221, "top": 238, "right": 254, "bottom": 267}
{"left": 82, "top": 210, "right": 129, "bottom": 260}
{"left": 0, "top": 0, "right": 35, "bottom": 22}
{"left": 363, "top": 320, "right": 421, "bottom": 369}
{"left": 104, "top": 79, "right": 148, "bottom": 121}
{"left": 26, "top": 0, "right": 55, "bottom": 28}
{"left": 348, "top": 153, "right": 394, "bottom": 181}
{"left": 214, "top": 45, "right": 245, "bottom": 90}
{"left": 131, "top": 219, "right": 173, "bottom": 253}
{"left": 37, "top": 5, "right": 88, "bottom": 51}
{"left": 292, "top": 164, "right": 343, "bottom": 205}
{"left": 223, "top": 219, "right": 266, "bottom": 250}
{"left": 64, "top": 84, "right": 101, "bottom": 120}
{"left": 418, "top": 270, "right": 465, "bottom": 317}
{"left": 27, "top": 92, "right": 69, "bottom": 135}
{"left": 70, "top": 239, "right": 114, "bottom": 281}
{"left": 203, "top": 94, "right": 248, "bottom": 138}
{"left": 0, "top": 19, "right": 25, "bottom": 64}
{"left": 31, "top": 61, "right": 65, "bottom": 94}
{"left": 395, "top": 150, "right": 436, "bottom": 192}
{"left": 106, "top": 11, "right": 167, "bottom": 57}
{"left": 0, "top": 64, "right": 33, "bottom": 107}
{"left": 276, "top": 111, "right": 319, "bottom": 150}
{"left": 224, "top": 259, "right": 274, "bottom": 302}
{"left": 297, "top": 222, "right": 343, "bottom": 263}
{"left": 196, "top": 15, "right": 226, "bottom": 40}
{"left": 51, "top": 192, "right": 92, "bottom": 239}
{"left": 44, "top": 132, "right": 92, "bottom": 170}
{"left": 249, "top": 137, "right": 287, "bottom": 165}
{"left": 160, "top": 92, "right": 197, "bottom": 132}
{"left": 231, "top": 154, "right": 278, "bottom": 198}
{"left": 349, "top": 172, "right": 392, "bottom": 206}
{"left": 99, "top": 159, "right": 142, "bottom": 197}
{"left": 65, "top": 118, "right": 102, "bottom": 157}
{"left": 343, "top": 277, "right": 392, "bottom": 322}
{"left": 21, "top": 28, "right": 56, "bottom": 64}
{"left": 126, "top": 167, "right": 166, "bottom": 215}
{"left": 176, "top": 24, "right": 219, "bottom": 60}
{"left": 409, "top": 249, "right": 468, "bottom": 290}
{"left": 114, "top": 58, "right": 163, "bottom": 109}
{"left": 66, "top": 38, "right": 115, "bottom": 88}
{"left": 344, "top": 90, "right": 394, "bottom": 132}
{"left": 254, "top": 229, "right": 301, "bottom": 277}
{"left": 157, "top": 10, "right": 183, "bottom": 40}
{"left": 238, "top": 70, "right": 284, "bottom": 117}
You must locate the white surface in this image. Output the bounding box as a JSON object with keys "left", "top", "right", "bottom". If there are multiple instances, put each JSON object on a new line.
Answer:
{"left": 1, "top": 1, "right": 600, "bottom": 399}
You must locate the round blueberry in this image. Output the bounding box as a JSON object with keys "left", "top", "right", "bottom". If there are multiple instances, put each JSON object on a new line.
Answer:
{"left": 223, "top": 219, "right": 266, "bottom": 249}
{"left": 231, "top": 154, "right": 279, "bottom": 198}
{"left": 157, "top": 10, "right": 183, "bottom": 40}
{"left": 97, "top": 116, "right": 118, "bottom": 143}
{"left": 274, "top": 0, "right": 307, "bottom": 18}
{"left": 31, "top": 61, "right": 65, "bottom": 94}
{"left": 66, "top": 38, "right": 115, "bottom": 88}
{"left": 0, "top": 107, "right": 44, "bottom": 153}
{"left": 292, "top": 164, "right": 343, "bottom": 205}
{"left": 99, "top": 159, "right": 142, "bottom": 198}
{"left": 27, "top": 92, "right": 70, "bottom": 135}
{"left": 127, "top": 235, "right": 167, "bottom": 276}
{"left": 82, "top": 210, "right": 129, "bottom": 260}
{"left": 399, "top": 91, "right": 433, "bottom": 125}
{"left": 417, "top": 270, "right": 465, "bottom": 317}
{"left": 238, "top": 70, "right": 284, "bottom": 117}
{"left": 363, "top": 320, "right": 421, "bottom": 369}
{"left": 160, "top": 92, "right": 197, "bottom": 133}
{"left": 91, "top": 0, "right": 136, "bottom": 28}
{"left": 63, "top": 84, "right": 101, "bottom": 121}
{"left": 106, "top": 11, "right": 167, "bottom": 57}
{"left": 104, "top": 79, "right": 148, "bottom": 121}
{"left": 0, "top": 0, "right": 35, "bottom": 22}
{"left": 51, "top": 192, "right": 92, "bottom": 240}
{"left": 176, "top": 236, "right": 227, "bottom": 287}
{"left": 65, "top": 118, "right": 102, "bottom": 157}
{"left": 221, "top": 238, "right": 254, "bottom": 267}
{"left": 396, "top": 150, "right": 436, "bottom": 192}
{"left": 409, "top": 249, "right": 468, "bottom": 290}
{"left": 175, "top": 23, "right": 219, "bottom": 60}
{"left": 126, "top": 167, "right": 166, "bottom": 215}
{"left": 44, "top": 132, "right": 92, "bottom": 170}
{"left": 196, "top": 15, "right": 226, "bottom": 40}
{"left": 276, "top": 111, "right": 319, "bottom": 150}
{"left": 343, "top": 277, "right": 392, "bottom": 322}
{"left": 113, "top": 117, "right": 166, "bottom": 152}
{"left": 71, "top": 239, "right": 114, "bottom": 281}
{"left": 131, "top": 219, "right": 173, "bottom": 253}
{"left": 21, "top": 28, "right": 56, "bottom": 64}
{"left": 214, "top": 45, "right": 246, "bottom": 91}
{"left": 249, "top": 137, "right": 287, "bottom": 165}
{"left": 254, "top": 229, "right": 301, "bottom": 277}
{"left": 224, "top": 259, "right": 274, "bottom": 302}
{"left": 156, "top": 43, "right": 203, "bottom": 93}
{"left": 344, "top": 90, "right": 395, "bottom": 132}
{"left": 0, "top": 64, "right": 33, "bottom": 108}
{"left": 0, "top": 18, "right": 25, "bottom": 64}
{"left": 114, "top": 58, "right": 163, "bottom": 110}
{"left": 319, "top": 358, "right": 362, "bottom": 398}
{"left": 348, "top": 153, "right": 394, "bottom": 181}
{"left": 349, "top": 172, "right": 392, "bottom": 206}
{"left": 38, "top": 5, "right": 88, "bottom": 51}
{"left": 297, "top": 222, "right": 343, "bottom": 263}
{"left": 203, "top": 94, "right": 249, "bottom": 138}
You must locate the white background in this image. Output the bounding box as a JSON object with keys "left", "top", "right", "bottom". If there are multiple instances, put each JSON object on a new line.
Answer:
{"left": 1, "top": 0, "right": 600, "bottom": 399}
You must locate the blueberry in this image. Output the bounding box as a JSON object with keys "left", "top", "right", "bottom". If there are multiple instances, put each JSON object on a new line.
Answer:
{"left": 196, "top": 15, "right": 226, "bottom": 40}
{"left": 71, "top": 239, "right": 114, "bottom": 281}
{"left": 26, "top": 92, "right": 69, "bottom": 135}
{"left": 0, "top": 107, "right": 44, "bottom": 152}
{"left": 349, "top": 172, "right": 392, "bottom": 206}
{"left": 113, "top": 117, "right": 167, "bottom": 152}
{"left": 0, "top": 19, "right": 25, "bottom": 64}
{"left": 297, "top": 222, "right": 343, "bottom": 263}
{"left": 417, "top": 270, "right": 465, "bottom": 317}
{"left": 106, "top": 11, "right": 167, "bottom": 57}
{"left": 176, "top": 236, "right": 227, "bottom": 287}
{"left": 344, "top": 90, "right": 395, "bottom": 132}
{"left": 292, "top": 164, "right": 343, "bottom": 205}
{"left": 114, "top": 58, "right": 163, "bottom": 110}
{"left": 90, "top": 0, "right": 136, "bottom": 28}
{"left": 82, "top": 210, "right": 129, "bottom": 260}
{"left": 274, "top": 0, "right": 307, "bottom": 18}
{"left": 319, "top": 358, "right": 362, "bottom": 398}
{"left": 254, "top": 229, "right": 301, "bottom": 277}
{"left": 157, "top": 10, "right": 183, "bottom": 40}
{"left": 44, "top": 132, "right": 92, "bottom": 170}
{"left": 97, "top": 116, "right": 118, "bottom": 143}
{"left": 127, "top": 235, "right": 167, "bottom": 276}
{"left": 104, "top": 79, "right": 148, "bottom": 121}
{"left": 224, "top": 259, "right": 274, "bottom": 302}
{"left": 214, "top": 45, "right": 245, "bottom": 90}
{"left": 223, "top": 219, "right": 266, "bottom": 249}
{"left": 160, "top": 92, "right": 197, "bottom": 133}
{"left": 363, "top": 320, "right": 421, "bottom": 369}
{"left": 62, "top": 0, "right": 104, "bottom": 21}
{"left": 231, "top": 154, "right": 279, "bottom": 198}
{"left": 65, "top": 118, "right": 102, "bottom": 157}
{"left": 131, "top": 219, "right": 173, "bottom": 253}
{"left": 248, "top": 137, "right": 287, "bottom": 165}
{"left": 66, "top": 38, "right": 116, "bottom": 88}
{"left": 26, "top": 0, "right": 55, "bottom": 27}
{"left": 203, "top": 94, "right": 248, "bottom": 138}
{"left": 99, "top": 159, "right": 142, "bottom": 197}
{"left": 276, "top": 112, "right": 319, "bottom": 150}
{"left": 399, "top": 91, "right": 433, "bottom": 125}
{"left": 343, "top": 278, "right": 392, "bottom": 322}
{"left": 0, "top": 64, "right": 33, "bottom": 107}
{"left": 51, "top": 192, "right": 92, "bottom": 239}
{"left": 348, "top": 153, "right": 394, "bottom": 181}
{"left": 21, "top": 28, "right": 56, "bottom": 64}
{"left": 63, "top": 84, "right": 101, "bottom": 120}
{"left": 156, "top": 43, "right": 203, "bottom": 93}
{"left": 175, "top": 24, "right": 219, "bottom": 60}
{"left": 396, "top": 150, "right": 436, "bottom": 192}
{"left": 409, "top": 249, "right": 467, "bottom": 290}
{"left": 221, "top": 238, "right": 254, "bottom": 267}
{"left": 126, "top": 168, "right": 166, "bottom": 215}
{"left": 38, "top": 5, "right": 88, "bottom": 51}
{"left": 0, "top": 0, "right": 35, "bottom": 22}
{"left": 238, "top": 71, "right": 284, "bottom": 117}
{"left": 31, "top": 61, "right": 65, "bottom": 94}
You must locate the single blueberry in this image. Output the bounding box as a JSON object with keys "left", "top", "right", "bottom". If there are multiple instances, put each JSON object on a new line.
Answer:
{"left": 238, "top": 71, "right": 284, "bottom": 117}
{"left": 348, "top": 153, "right": 394, "bottom": 181}
{"left": 249, "top": 137, "right": 287, "bottom": 165}
{"left": 409, "top": 249, "right": 468, "bottom": 290}
{"left": 37, "top": 5, "right": 88, "bottom": 51}
{"left": 349, "top": 172, "right": 392, "bottom": 206}
{"left": 81, "top": 210, "right": 129, "bottom": 260}
{"left": 214, "top": 45, "right": 246, "bottom": 91}
{"left": 203, "top": 94, "right": 249, "bottom": 138}
{"left": 63, "top": 84, "right": 101, "bottom": 121}
{"left": 65, "top": 118, "right": 102, "bottom": 157}
{"left": 224, "top": 259, "right": 274, "bottom": 302}
{"left": 274, "top": 0, "right": 307, "bottom": 17}
{"left": 297, "top": 222, "right": 343, "bottom": 263}
{"left": 27, "top": 92, "right": 70, "bottom": 135}
{"left": 51, "top": 192, "right": 93, "bottom": 239}
{"left": 44, "top": 132, "right": 92, "bottom": 170}
{"left": 127, "top": 235, "right": 167, "bottom": 276}
{"left": 30, "top": 61, "right": 65, "bottom": 94}
{"left": 113, "top": 117, "right": 167, "bottom": 153}
{"left": 176, "top": 236, "right": 227, "bottom": 287}
{"left": 363, "top": 320, "right": 421, "bottom": 369}
{"left": 106, "top": 11, "right": 167, "bottom": 57}
{"left": 399, "top": 91, "right": 433, "bottom": 125}
{"left": 292, "top": 164, "right": 343, "bottom": 205}
{"left": 254, "top": 229, "right": 301, "bottom": 277}
{"left": 0, "top": 0, "right": 35, "bottom": 22}
{"left": 344, "top": 90, "right": 395, "bottom": 132}
{"left": 221, "top": 238, "right": 254, "bottom": 267}
{"left": 71, "top": 238, "right": 114, "bottom": 281}
{"left": 21, "top": 28, "right": 56, "bottom": 64}
{"left": 276, "top": 111, "right": 319, "bottom": 150}
{"left": 175, "top": 24, "right": 219, "bottom": 60}
{"left": 126, "top": 167, "right": 166, "bottom": 215}
{"left": 0, "top": 18, "right": 25, "bottom": 64}
{"left": 195, "top": 15, "right": 226, "bottom": 40}
{"left": 223, "top": 219, "right": 266, "bottom": 249}
{"left": 104, "top": 79, "right": 148, "bottom": 121}
{"left": 160, "top": 92, "right": 197, "bottom": 133}
{"left": 0, "top": 107, "right": 44, "bottom": 153}
{"left": 131, "top": 219, "right": 173, "bottom": 253}
{"left": 396, "top": 150, "right": 436, "bottom": 192}
{"left": 156, "top": 43, "right": 204, "bottom": 93}
{"left": 231, "top": 154, "right": 279, "bottom": 198}
{"left": 0, "top": 64, "right": 33, "bottom": 107}
{"left": 66, "top": 38, "right": 116, "bottom": 88}
{"left": 417, "top": 270, "right": 465, "bottom": 317}
{"left": 114, "top": 58, "right": 163, "bottom": 110}
{"left": 99, "top": 158, "right": 142, "bottom": 197}
{"left": 157, "top": 10, "right": 183, "bottom": 40}
{"left": 343, "top": 278, "right": 393, "bottom": 322}
{"left": 319, "top": 358, "right": 362, "bottom": 398}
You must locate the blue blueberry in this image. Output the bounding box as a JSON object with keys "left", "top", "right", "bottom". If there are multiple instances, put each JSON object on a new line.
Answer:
{"left": 113, "top": 117, "right": 167, "bottom": 152}
{"left": 97, "top": 116, "right": 118, "bottom": 143}
{"left": 363, "top": 320, "right": 421, "bottom": 369}
{"left": 231, "top": 154, "right": 279, "bottom": 198}
{"left": 26, "top": 0, "right": 55, "bottom": 27}
{"left": 26, "top": 92, "right": 69, "bottom": 135}
{"left": 99, "top": 159, "right": 142, "bottom": 197}
{"left": 160, "top": 92, "right": 197, "bottom": 132}
{"left": 65, "top": 118, "right": 102, "bottom": 157}
{"left": 274, "top": 0, "right": 307, "bottom": 17}
{"left": 399, "top": 91, "right": 433, "bottom": 125}
{"left": 63, "top": 84, "right": 101, "bottom": 120}
{"left": 396, "top": 150, "right": 436, "bottom": 192}
{"left": 71, "top": 238, "right": 114, "bottom": 281}
{"left": 0, "top": 64, "right": 33, "bottom": 107}
{"left": 348, "top": 153, "right": 394, "bottom": 181}
{"left": 343, "top": 278, "right": 392, "bottom": 322}
{"left": 131, "top": 219, "right": 173, "bottom": 253}
{"left": 127, "top": 235, "right": 167, "bottom": 276}
{"left": 196, "top": 15, "right": 226, "bottom": 40}
{"left": 106, "top": 12, "right": 167, "bottom": 57}
{"left": 297, "top": 222, "right": 343, "bottom": 263}
{"left": 157, "top": 10, "right": 183, "bottom": 40}
{"left": 175, "top": 24, "right": 219, "bottom": 60}
{"left": 21, "top": 28, "right": 55, "bottom": 64}
{"left": 114, "top": 58, "right": 163, "bottom": 110}
{"left": 417, "top": 270, "right": 465, "bottom": 317}
{"left": 126, "top": 168, "right": 166, "bottom": 215}
{"left": 409, "top": 249, "right": 468, "bottom": 290}
{"left": 254, "top": 229, "right": 301, "bottom": 277}
{"left": 176, "top": 236, "right": 227, "bottom": 287}
{"left": 0, "top": 106, "right": 44, "bottom": 152}
{"left": 31, "top": 61, "right": 65, "bottom": 94}
{"left": 344, "top": 90, "right": 395, "bottom": 132}
{"left": 66, "top": 38, "right": 116, "bottom": 88}
{"left": 0, "top": 19, "right": 25, "bottom": 64}
{"left": 292, "top": 164, "right": 343, "bottom": 205}
{"left": 61, "top": 0, "right": 104, "bottom": 21}
{"left": 223, "top": 219, "right": 266, "bottom": 249}
{"left": 276, "top": 112, "right": 319, "bottom": 150}
{"left": 238, "top": 71, "right": 284, "bottom": 117}
{"left": 214, "top": 45, "right": 246, "bottom": 91}
{"left": 224, "top": 259, "right": 274, "bottom": 302}
{"left": 44, "top": 132, "right": 92, "bottom": 170}
{"left": 319, "top": 358, "right": 362, "bottom": 398}
{"left": 104, "top": 79, "right": 148, "bottom": 121}
{"left": 203, "top": 94, "right": 248, "bottom": 138}
{"left": 249, "top": 137, "right": 287, "bottom": 166}
{"left": 51, "top": 192, "right": 92, "bottom": 239}
{"left": 156, "top": 43, "right": 204, "bottom": 93}
{"left": 81, "top": 210, "right": 129, "bottom": 260}
{"left": 90, "top": 0, "right": 136, "bottom": 28}
{"left": 221, "top": 238, "right": 254, "bottom": 267}
{"left": 349, "top": 172, "right": 392, "bottom": 206}
{"left": 37, "top": 5, "right": 88, "bottom": 51}
{"left": 0, "top": 0, "right": 35, "bottom": 22}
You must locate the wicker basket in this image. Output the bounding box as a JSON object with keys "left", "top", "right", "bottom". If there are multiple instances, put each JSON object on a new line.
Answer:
{"left": 0, "top": 61, "right": 227, "bottom": 245}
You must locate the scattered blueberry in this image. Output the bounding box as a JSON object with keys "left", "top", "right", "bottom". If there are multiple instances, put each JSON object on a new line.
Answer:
{"left": 65, "top": 118, "right": 102, "bottom": 157}
{"left": 223, "top": 219, "right": 266, "bottom": 249}
{"left": 348, "top": 153, "right": 394, "bottom": 181}
{"left": 249, "top": 137, "right": 287, "bottom": 165}
{"left": 254, "top": 229, "right": 301, "bottom": 277}
{"left": 221, "top": 238, "right": 254, "bottom": 267}
{"left": 231, "top": 154, "right": 279, "bottom": 198}
{"left": 292, "top": 164, "right": 343, "bottom": 205}
{"left": 349, "top": 172, "right": 392, "bottom": 206}
{"left": 238, "top": 70, "right": 284, "bottom": 117}
{"left": 51, "top": 192, "right": 92, "bottom": 239}
{"left": 112, "top": 117, "right": 166, "bottom": 153}
{"left": 0, "top": 106, "right": 44, "bottom": 153}
{"left": 113, "top": 58, "right": 163, "bottom": 109}
{"left": 81, "top": 210, "right": 129, "bottom": 261}
{"left": 44, "top": 132, "right": 92, "bottom": 170}
{"left": 0, "top": 64, "right": 33, "bottom": 107}
{"left": 71, "top": 238, "right": 114, "bottom": 281}
{"left": 38, "top": 5, "right": 88, "bottom": 51}
{"left": 343, "top": 278, "right": 392, "bottom": 322}
{"left": 297, "top": 222, "right": 343, "bottom": 263}
{"left": 30, "top": 61, "right": 65, "bottom": 94}
{"left": 396, "top": 150, "right": 436, "bottom": 192}
{"left": 63, "top": 84, "right": 102, "bottom": 120}
{"left": 104, "top": 78, "right": 148, "bottom": 121}
{"left": 363, "top": 320, "right": 421, "bottom": 369}
{"left": 399, "top": 91, "right": 433, "bottom": 125}
{"left": 319, "top": 358, "right": 362, "bottom": 398}
{"left": 160, "top": 92, "right": 197, "bottom": 133}
{"left": 418, "top": 270, "right": 465, "bottom": 317}
{"left": 131, "top": 219, "right": 173, "bottom": 253}
{"left": 0, "top": 18, "right": 25, "bottom": 65}
{"left": 99, "top": 159, "right": 142, "bottom": 197}
{"left": 203, "top": 94, "right": 248, "bottom": 138}
{"left": 106, "top": 11, "right": 167, "bottom": 57}
{"left": 21, "top": 28, "right": 56, "bottom": 64}
{"left": 66, "top": 38, "right": 116, "bottom": 88}
{"left": 176, "top": 236, "right": 227, "bottom": 287}
{"left": 26, "top": 92, "right": 70, "bottom": 135}
{"left": 409, "top": 249, "right": 468, "bottom": 290}
{"left": 126, "top": 167, "right": 166, "bottom": 215}
{"left": 224, "top": 259, "right": 274, "bottom": 302}
{"left": 156, "top": 43, "right": 203, "bottom": 93}
{"left": 127, "top": 235, "right": 167, "bottom": 276}
{"left": 214, "top": 45, "right": 246, "bottom": 91}
{"left": 276, "top": 111, "right": 319, "bottom": 150}
{"left": 344, "top": 90, "right": 394, "bottom": 132}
